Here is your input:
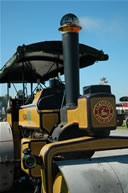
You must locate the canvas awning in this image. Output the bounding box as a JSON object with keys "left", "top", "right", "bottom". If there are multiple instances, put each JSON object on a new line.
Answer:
{"left": 0, "top": 41, "right": 108, "bottom": 83}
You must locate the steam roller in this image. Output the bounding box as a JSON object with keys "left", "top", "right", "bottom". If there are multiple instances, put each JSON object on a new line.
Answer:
{"left": 0, "top": 13, "right": 128, "bottom": 193}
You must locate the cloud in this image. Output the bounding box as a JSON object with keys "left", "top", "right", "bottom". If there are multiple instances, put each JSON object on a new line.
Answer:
{"left": 79, "top": 17, "right": 103, "bottom": 31}
{"left": 79, "top": 16, "right": 127, "bottom": 40}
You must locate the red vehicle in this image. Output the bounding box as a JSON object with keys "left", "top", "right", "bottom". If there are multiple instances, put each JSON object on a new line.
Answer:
{"left": 116, "top": 97, "right": 128, "bottom": 127}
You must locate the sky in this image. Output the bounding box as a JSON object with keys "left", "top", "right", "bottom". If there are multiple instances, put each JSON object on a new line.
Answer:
{"left": 0, "top": 0, "right": 128, "bottom": 103}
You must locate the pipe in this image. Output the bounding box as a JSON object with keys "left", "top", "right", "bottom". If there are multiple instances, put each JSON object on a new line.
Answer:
{"left": 59, "top": 14, "right": 82, "bottom": 107}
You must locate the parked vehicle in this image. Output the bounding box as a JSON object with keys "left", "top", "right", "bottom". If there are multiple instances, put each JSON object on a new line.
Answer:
{"left": 116, "top": 97, "right": 128, "bottom": 127}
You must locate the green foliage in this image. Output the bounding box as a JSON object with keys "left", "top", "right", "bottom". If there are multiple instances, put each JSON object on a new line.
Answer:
{"left": 0, "top": 95, "right": 8, "bottom": 121}
{"left": 17, "top": 90, "right": 23, "bottom": 97}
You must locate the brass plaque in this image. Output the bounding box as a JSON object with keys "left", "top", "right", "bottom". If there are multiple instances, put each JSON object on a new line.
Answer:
{"left": 91, "top": 97, "right": 116, "bottom": 128}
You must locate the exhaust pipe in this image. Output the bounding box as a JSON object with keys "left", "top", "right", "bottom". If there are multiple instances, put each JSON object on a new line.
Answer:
{"left": 59, "top": 14, "right": 82, "bottom": 107}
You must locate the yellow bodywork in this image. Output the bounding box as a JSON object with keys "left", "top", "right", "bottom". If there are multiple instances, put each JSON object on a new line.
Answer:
{"left": 19, "top": 91, "right": 42, "bottom": 129}
{"left": 19, "top": 89, "right": 117, "bottom": 193}
{"left": 19, "top": 106, "right": 40, "bottom": 128}
{"left": 7, "top": 113, "right": 12, "bottom": 127}
{"left": 21, "top": 138, "right": 47, "bottom": 177}
{"left": 67, "top": 96, "right": 116, "bottom": 130}
{"left": 67, "top": 98, "right": 88, "bottom": 128}
{"left": 53, "top": 173, "right": 69, "bottom": 193}
{"left": 19, "top": 91, "right": 59, "bottom": 133}
{"left": 33, "top": 90, "right": 42, "bottom": 104}
{"left": 41, "top": 111, "right": 59, "bottom": 133}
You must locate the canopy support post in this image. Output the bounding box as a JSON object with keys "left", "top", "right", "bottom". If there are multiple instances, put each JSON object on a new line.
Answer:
{"left": 22, "top": 62, "right": 25, "bottom": 104}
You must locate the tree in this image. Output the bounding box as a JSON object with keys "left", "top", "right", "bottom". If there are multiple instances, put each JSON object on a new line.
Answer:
{"left": 17, "top": 90, "right": 24, "bottom": 98}
{"left": 0, "top": 95, "right": 8, "bottom": 121}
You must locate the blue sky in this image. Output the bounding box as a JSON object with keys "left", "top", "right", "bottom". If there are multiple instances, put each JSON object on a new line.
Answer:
{"left": 0, "top": 0, "right": 128, "bottom": 102}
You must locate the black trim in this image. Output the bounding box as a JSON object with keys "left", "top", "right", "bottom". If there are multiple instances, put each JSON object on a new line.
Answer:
{"left": 20, "top": 126, "right": 40, "bottom": 130}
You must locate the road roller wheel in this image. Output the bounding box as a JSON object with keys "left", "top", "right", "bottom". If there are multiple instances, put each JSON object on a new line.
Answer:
{"left": 53, "top": 154, "right": 128, "bottom": 193}
{"left": 0, "top": 122, "right": 14, "bottom": 192}
{"left": 53, "top": 172, "right": 69, "bottom": 193}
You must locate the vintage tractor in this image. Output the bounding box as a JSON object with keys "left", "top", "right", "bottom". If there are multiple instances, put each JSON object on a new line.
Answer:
{"left": 116, "top": 96, "right": 128, "bottom": 127}
{"left": 0, "top": 14, "right": 128, "bottom": 193}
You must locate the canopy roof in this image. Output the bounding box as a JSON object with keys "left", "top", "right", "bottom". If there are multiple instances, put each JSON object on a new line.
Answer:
{"left": 0, "top": 41, "right": 108, "bottom": 83}
{"left": 120, "top": 96, "right": 128, "bottom": 102}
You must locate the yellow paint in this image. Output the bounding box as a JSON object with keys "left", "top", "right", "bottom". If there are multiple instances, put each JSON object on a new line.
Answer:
{"left": 53, "top": 173, "right": 69, "bottom": 193}
{"left": 33, "top": 90, "right": 42, "bottom": 104}
{"left": 19, "top": 106, "right": 40, "bottom": 128}
{"left": 21, "top": 138, "right": 47, "bottom": 177}
{"left": 42, "top": 113, "right": 59, "bottom": 133}
{"left": 7, "top": 113, "right": 12, "bottom": 126}
{"left": 67, "top": 98, "right": 88, "bottom": 128}
{"left": 19, "top": 89, "right": 60, "bottom": 130}
{"left": 31, "top": 141, "right": 46, "bottom": 177}
{"left": 41, "top": 110, "right": 60, "bottom": 113}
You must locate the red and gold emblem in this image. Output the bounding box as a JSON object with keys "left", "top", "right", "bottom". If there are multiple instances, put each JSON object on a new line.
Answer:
{"left": 93, "top": 100, "right": 114, "bottom": 123}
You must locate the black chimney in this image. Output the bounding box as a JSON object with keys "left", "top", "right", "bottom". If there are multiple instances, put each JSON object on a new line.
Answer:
{"left": 59, "top": 14, "right": 82, "bottom": 107}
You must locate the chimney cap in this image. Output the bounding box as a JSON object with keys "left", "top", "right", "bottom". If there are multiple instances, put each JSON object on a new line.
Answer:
{"left": 60, "top": 13, "right": 79, "bottom": 26}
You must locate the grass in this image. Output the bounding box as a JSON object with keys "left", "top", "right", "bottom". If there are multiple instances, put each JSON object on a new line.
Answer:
{"left": 117, "top": 126, "right": 127, "bottom": 129}
{"left": 117, "top": 120, "right": 127, "bottom": 129}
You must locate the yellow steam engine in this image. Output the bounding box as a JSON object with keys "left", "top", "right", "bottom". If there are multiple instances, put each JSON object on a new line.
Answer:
{"left": 0, "top": 14, "right": 128, "bottom": 193}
